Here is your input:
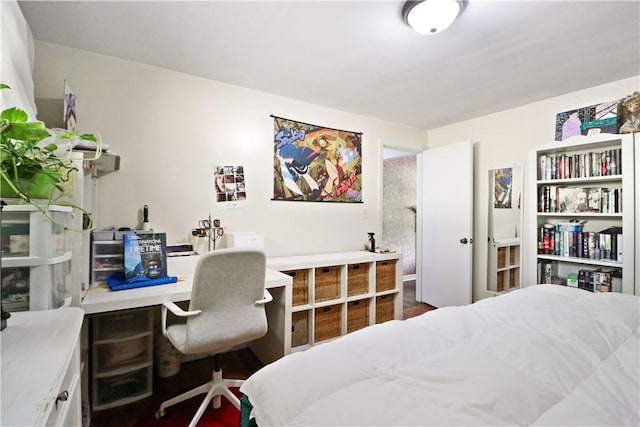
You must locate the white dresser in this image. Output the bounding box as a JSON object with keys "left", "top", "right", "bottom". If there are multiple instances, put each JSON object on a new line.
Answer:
{"left": 1, "top": 307, "right": 84, "bottom": 426}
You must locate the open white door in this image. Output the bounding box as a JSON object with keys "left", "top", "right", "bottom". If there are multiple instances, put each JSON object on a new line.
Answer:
{"left": 417, "top": 140, "right": 473, "bottom": 307}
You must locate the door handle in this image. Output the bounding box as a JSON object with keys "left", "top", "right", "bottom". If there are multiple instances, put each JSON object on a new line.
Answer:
{"left": 460, "top": 238, "right": 468, "bottom": 244}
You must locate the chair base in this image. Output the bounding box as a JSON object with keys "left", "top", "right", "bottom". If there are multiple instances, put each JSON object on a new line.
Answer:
{"left": 156, "top": 367, "right": 244, "bottom": 427}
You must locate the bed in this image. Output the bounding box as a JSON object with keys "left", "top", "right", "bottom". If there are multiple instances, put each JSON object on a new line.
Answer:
{"left": 239, "top": 284, "right": 639, "bottom": 426}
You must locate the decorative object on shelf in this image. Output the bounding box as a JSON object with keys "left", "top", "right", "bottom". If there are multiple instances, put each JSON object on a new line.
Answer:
{"left": 0, "top": 83, "right": 101, "bottom": 230}
{"left": 617, "top": 91, "right": 640, "bottom": 134}
{"left": 402, "top": 0, "right": 465, "bottom": 35}
{"left": 141, "top": 204, "right": 151, "bottom": 230}
{"left": 367, "top": 232, "right": 376, "bottom": 252}
{"left": 554, "top": 100, "right": 618, "bottom": 141}
{"left": 272, "top": 115, "right": 362, "bottom": 203}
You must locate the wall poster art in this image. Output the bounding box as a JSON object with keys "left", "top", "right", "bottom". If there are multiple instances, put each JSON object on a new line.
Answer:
{"left": 272, "top": 115, "right": 362, "bottom": 202}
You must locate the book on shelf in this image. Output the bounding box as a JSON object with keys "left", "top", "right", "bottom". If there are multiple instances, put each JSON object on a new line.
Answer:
{"left": 536, "top": 225, "right": 622, "bottom": 262}
{"left": 124, "top": 232, "right": 168, "bottom": 281}
{"left": 537, "top": 148, "right": 622, "bottom": 180}
{"left": 538, "top": 185, "right": 622, "bottom": 213}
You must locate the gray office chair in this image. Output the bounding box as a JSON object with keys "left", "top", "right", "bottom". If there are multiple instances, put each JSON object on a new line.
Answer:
{"left": 155, "top": 248, "right": 271, "bottom": 427}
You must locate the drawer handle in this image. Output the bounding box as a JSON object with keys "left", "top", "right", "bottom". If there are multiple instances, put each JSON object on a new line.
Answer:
{"left": 322, "top": 267, "right": 330, "bottom": 273}
{"left": 323, "top": 307, "right": 331, "bottom": 312}
{"left": 55, "top": 390, "right": 69, "bottom": 409}
{"left": 353, "top": 265, "right": 360, "bottom": 270}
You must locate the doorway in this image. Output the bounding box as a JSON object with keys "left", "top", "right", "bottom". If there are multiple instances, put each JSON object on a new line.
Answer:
{"left": 382, "top": 146, "right": 419, "bottom": 307}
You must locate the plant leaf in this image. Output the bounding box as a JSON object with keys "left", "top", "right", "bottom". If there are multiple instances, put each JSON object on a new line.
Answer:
{"left": 79, "top": 133, "right": 97, "bottom": 142}
{"left": 0, "top": 83, "right": 10, "bottom": 90}
{"left": 1, "top": 107, "right": 29, "bottom": 123}
{"left": 4, "top": 122, "right": 51, "bottom": 141}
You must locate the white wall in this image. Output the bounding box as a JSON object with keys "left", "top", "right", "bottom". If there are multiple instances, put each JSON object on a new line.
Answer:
{"left": 31, "top": 42, "right": 426, "bottom": 257}
{"left": 426, "top": 75, "right": 640, "bottom": 302}
{"left": 30, "top": 41, "right": 639, "bottom": 298}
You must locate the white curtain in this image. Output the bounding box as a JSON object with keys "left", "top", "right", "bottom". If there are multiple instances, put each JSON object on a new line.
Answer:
{"left": 1, "top": 0, "right": 37, "bottom": 120}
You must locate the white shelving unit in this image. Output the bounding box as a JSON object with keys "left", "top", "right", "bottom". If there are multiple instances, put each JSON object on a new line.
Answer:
{"left": 1, "top": 204, "right": 74, "bottom": 311}
{"left": 527, "top": 134, "right": 635, "bottom": 295}
{"left": 487, "top": 238, "right": 520, "bottom": 294}
{"left": 267, "top": 251, "right": 402, "bottom": 352}
{"left": 90, "top": 307, "right": 153, "bottom": 410}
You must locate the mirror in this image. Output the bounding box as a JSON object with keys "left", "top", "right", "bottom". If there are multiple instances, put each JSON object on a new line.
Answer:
{"left": 486, "top": 166, "right": 523, "bottom": 294}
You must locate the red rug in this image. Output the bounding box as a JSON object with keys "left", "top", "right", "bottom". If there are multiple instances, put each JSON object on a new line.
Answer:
{"left": 137, "top": 388, "right": 241, "bottom": 427}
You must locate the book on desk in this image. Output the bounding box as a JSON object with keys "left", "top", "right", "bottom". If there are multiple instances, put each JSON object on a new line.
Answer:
{"left": 107, "top": 232, "right": 177, "bottom": 291}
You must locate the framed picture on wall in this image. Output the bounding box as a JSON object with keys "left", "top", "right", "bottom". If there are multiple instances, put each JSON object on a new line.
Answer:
{"left": 554, "top": 101, "right": 617, "bottom": 141}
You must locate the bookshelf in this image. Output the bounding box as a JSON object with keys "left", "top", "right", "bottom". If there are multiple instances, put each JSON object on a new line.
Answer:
{"left": 528, "top": 134, "right": 635, "bottom": 295}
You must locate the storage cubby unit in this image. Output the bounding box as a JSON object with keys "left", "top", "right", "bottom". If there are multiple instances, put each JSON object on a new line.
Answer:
{"left": 488, "top": 239, "right": 520, "bottom": 293}
{"left": 0, "top": 205, "right": 73, "bottom": 311}
{"left": 268, "top": 251, "right": 402, "bottom": 352}
{"left": 90, "top": 307, "right": 153, "bottom": 410}
{"left": 527, "top": 133, "right": 636, "bottom": 295}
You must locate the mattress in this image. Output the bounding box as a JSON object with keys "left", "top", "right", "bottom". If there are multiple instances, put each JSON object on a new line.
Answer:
{"left": 240, "top": 285, "right": 639, "bottom": 426}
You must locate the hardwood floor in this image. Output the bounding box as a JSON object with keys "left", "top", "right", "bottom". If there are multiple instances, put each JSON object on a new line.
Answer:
{"left": 89, "top": 280, "right": 435, "bottom": 426}
{"left": 403, "top": 279, "right": 437, "bottom": 319}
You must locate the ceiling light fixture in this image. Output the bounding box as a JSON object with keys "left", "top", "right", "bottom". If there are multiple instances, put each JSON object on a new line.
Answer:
{"left": 402, "top": 0, "right": 464, "bottom": 35}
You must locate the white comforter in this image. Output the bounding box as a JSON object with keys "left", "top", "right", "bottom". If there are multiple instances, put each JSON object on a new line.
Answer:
{"left": 240, "top": 285, "right": 639, "bottom": 426}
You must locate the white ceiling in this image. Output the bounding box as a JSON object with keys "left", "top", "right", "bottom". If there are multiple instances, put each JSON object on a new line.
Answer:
{"left": 18, "top": 0, "right": 640, "bottom": 130}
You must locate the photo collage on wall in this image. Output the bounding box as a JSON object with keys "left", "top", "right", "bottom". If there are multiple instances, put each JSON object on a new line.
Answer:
{"left": 214, "top": 165, "right": 246, "bottom": 203}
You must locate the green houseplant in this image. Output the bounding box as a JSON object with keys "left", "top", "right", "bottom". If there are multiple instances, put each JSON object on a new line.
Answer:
{"left": 0, "top": 83, "right": 101, "bottom": 230}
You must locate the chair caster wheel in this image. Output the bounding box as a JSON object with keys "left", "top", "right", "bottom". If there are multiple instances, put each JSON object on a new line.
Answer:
{"left": 155, "top": 409, "right": 165, "bottom": 419}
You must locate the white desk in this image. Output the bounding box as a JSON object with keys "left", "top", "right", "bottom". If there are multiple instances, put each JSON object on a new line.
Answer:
{"left": 81, "top": 255, "right": 293, "bottom": 363}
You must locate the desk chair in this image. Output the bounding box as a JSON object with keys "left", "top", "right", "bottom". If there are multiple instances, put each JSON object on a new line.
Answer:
{"left": 155, "top": 248, "right": 272, "bottom": 426}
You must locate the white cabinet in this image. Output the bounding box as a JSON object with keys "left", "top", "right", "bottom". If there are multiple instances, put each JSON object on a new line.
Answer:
{"left": 1, "top": 204, "right": 74, "bottom": 310}
{"left": 528, "top": 134, "right": 635, "bottom": 294}
{"left": 90, "top": 307, "right": 153, "bottom": 410}
{"left": 267, "top": 251, "right": 402, "bottom": 352}
{"left": 1, "top": 307, "right": 84, "bottom": 426}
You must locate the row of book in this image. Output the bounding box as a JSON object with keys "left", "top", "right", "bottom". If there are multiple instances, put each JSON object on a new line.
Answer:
{"left": 538, "top": 186, "right": 622, "bottom": 214}
{"left": 537, "top": 225, "right": 622, "bottom": 262}
{"left": 538, "top": 261, "right": 621, "bottom": 293}
{"left": 538, "top": 148, "right": 622, "bottom": 181}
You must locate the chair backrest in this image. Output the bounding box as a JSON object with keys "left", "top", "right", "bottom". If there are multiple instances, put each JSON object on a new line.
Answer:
{"left": 182, "top": 248, "right": 268, "bottom": 354}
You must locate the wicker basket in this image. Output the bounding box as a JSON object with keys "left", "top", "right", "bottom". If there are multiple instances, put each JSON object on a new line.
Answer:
{"left": 375, "top": 295, "right": 395, "bottom": 324}
{"left": 291, "top": 311, "right": 309, "bottom": 347}
{"left": 347, "top": 263, "right": 369, "bottom": 296}
{"left": 314, "top": 304, "right": 342, "bottom": 342}
{"left": 497, "top": 247, "right": 507, "bottom": 269}
{"left": 314, "top": 266, "right": 340, "bottom": 302}
{"left": 284, "top": 269, "right": 309, "bottom": 306}
{"left": 496, "top": 271, "right": 505, "bottom": 292}
{"left": 347, "top": 299, "right": 370, "bottom": 333}
{"left": 375, "top": 260, "right": 396, "bottom": 292}
{"left": 509, "top": 268, "right": 518, "bottom": 288}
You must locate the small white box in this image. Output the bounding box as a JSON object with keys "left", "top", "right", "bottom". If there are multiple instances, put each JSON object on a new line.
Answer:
{"left": 226, "top": 232, "right": 264, "bottom": 250}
